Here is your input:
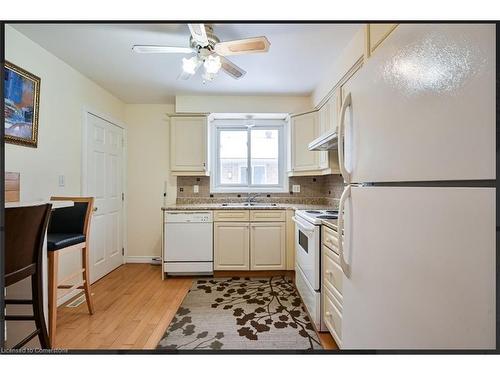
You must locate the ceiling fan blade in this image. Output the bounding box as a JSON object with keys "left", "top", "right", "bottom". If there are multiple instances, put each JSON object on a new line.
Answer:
{"left": 219, "top": 56, "right": 246, "bottom": 79}
{"left": 132, "top": 45, "right": 194, "bottom": 54}
{"left": 188, "top": 24, "right": 209, "bottom": 47}
{"left": 214, "top": 36, "right": 270, "bottom": 56}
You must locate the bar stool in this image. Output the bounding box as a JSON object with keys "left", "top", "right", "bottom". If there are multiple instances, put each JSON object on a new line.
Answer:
{"left": 47, "top": 197, "right": 95, "bottom": 347}
{"left": 4, "top": 204, "right": 52, "bottom": 349}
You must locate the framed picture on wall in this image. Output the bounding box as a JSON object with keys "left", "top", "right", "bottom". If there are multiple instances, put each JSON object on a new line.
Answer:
{"left": 4, "top": 61, "right": 41, "bottom": 147}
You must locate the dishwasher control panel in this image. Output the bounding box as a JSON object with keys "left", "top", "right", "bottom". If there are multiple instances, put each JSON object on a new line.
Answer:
{"left": 164, "top": 211, "right": 213, "bottom": 223}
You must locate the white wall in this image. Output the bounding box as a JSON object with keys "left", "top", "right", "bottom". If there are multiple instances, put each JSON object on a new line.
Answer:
{"left": 5, "top": 25, "right": 126, "bottom": 202}
{"left": 4, "top": 25, "right": 126, "bottom": 347}
{"left": 124, "top": 104, "right": 176, "bottom": 260}
{"left": 176, "top": 95, "right": 312, "bottom": 114}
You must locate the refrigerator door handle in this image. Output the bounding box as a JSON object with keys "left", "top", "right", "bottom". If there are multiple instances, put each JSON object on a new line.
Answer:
{"left": 338, "top": 92, "right": 352, "bottom": 184}
{"left": 337, "top": 185, "right": 351, "bottom": 277}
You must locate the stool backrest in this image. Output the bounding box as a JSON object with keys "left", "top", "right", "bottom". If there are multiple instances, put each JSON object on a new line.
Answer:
{"left": 5, "top": 204, "right": 52, "bottom": 286}
{"left": 48, "top": 197, "right": 94, "bottom": 238}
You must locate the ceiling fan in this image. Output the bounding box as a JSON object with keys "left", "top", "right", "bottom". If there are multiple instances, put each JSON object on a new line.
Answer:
{"left": 132, "top": 24, "right": 270, "bottom": 82}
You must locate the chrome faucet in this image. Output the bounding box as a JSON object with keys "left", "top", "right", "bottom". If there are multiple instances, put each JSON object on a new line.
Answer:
{"left": 246, "top": 192, "right": 260, "bottom": 205}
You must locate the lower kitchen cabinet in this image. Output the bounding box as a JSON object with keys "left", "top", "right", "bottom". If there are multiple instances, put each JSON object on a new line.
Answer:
{"left": 250, "top": 222, "right": 286, "bottom": 270}
{"left": 214, "top": 222, "right": 250, "bottom": 270}
{"left": 213, "top": 211, "right": 287, "bottom": 271}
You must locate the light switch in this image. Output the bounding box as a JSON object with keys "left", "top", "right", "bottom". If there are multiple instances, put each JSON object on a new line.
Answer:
{"left": 292, "top": 184, "right": 300, "bottom": 193}
{"left": 58, "top": 175, "right": 65, "bottom": 187}
{"left": 193, "top": 185, "right": 199, "bottom": 194}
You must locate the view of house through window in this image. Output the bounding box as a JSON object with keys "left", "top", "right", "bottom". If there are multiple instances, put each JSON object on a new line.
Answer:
{"left": 211, "top": 115, "right": 287, "bottom": 192}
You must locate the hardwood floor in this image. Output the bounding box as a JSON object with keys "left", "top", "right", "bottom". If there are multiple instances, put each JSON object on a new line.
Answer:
{"left": 55, "top": 264, "right": 338, "bottom": 350}
{"left": 55, "top": 264, "right": 192, "bottom": 349}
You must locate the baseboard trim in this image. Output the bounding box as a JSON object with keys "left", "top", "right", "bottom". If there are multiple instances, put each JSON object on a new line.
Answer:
{"left": 125, "top": 256, "right": 158, "bottom": 264}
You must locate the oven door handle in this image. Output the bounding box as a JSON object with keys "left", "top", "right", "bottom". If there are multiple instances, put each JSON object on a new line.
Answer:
{"left": 291, "top": 216, "right": 316, "bottom": 234}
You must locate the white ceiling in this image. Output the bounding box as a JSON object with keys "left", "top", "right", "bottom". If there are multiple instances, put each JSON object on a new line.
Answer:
{"left": 12, "top": 23, "right": 362, "bottom": 104}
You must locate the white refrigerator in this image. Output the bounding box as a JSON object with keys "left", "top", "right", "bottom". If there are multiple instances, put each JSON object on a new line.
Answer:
{"left": 335, "top": 24, "right": 496, "bottom": 349}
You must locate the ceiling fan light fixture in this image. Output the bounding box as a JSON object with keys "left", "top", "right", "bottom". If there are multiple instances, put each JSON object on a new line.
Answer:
{"left": 182, "top": 56, "right": 199, "bottom": 75}
{"left": 203, "top": 55, "right": 222, "bottom": 74}
{"left": 202, "top": 71, "right": 217, "bottom": 83}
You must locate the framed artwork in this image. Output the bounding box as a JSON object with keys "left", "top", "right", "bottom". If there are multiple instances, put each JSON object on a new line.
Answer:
{"left": 4, "top": 61, "right": 41, "bottom": 147}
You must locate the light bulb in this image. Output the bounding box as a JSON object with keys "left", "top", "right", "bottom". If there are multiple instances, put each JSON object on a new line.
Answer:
{"left": 182, "top": 56, "right": 199, "bottom": 75}
{"left": 202, "top": 71, "right": 217, "bottom": 83}
{"left": 204, "top": 55, "right": 222, "bottom": 74}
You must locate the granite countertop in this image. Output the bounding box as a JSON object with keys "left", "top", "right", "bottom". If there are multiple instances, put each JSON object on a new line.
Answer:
{"left": 162, "top": 202, "right": 340, "bottom": 231}
{"left": 162, "top": 203, "right": 335, "bottom": 211}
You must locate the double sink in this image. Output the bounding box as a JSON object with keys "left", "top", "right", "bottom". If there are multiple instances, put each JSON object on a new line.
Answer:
{"left": 220, "top": 202, "right": 278, "bottom": 208}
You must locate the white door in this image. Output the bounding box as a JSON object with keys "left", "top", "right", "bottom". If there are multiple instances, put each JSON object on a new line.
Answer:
{"left": 340, "top": 186, "right": 495, "bottom": 349}
{"left": 85, "top": 112, "right": 124, "bottom": 282}
{"left": 339, "top": 24, "right": 495, "bottom": 184}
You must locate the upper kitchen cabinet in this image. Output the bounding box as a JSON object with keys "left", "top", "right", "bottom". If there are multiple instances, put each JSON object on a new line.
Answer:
{"left": 340, "top": 63, "right": 363, "bottom": 103}
{"left": 318, "top": 90, "right": 340, "bottom": 135}
{"left": 366, "top": 24, "right": 398, "bottom": 57}
{"left": 289, "top": 111, "right": 320, "bottom": 174}
{"left": 289, "top": 111, "right": 339, "bottom": 176}
{"left": 170, "top": 116, "right": 208, "bottom": 176}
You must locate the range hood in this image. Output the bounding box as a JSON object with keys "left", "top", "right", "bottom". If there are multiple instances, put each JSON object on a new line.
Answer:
{"left": 308, "top": 130, "right": 338, "bottom": 151}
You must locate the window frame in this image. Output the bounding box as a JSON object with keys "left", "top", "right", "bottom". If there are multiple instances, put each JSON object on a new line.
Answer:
{"left": 210, "top": 118, "right": 288, "bottom": 193}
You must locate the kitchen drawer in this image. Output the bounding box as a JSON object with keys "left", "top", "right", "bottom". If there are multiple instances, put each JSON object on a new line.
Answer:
{"left": 250, "top": 210, "right": 286, "bottom": 222}
{"left": 214, "top": 210, "right": 250, "bottom": 222}
{"left": 322, "top": 245, "right": 343, "bottom": 303}
{"left": 323, "top": 286, "right": 343, "bottom": 346}
{"left": 322, "top": 225, "right": 339, "bottom": 252}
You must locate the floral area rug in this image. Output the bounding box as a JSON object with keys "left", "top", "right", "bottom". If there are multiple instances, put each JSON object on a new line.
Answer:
{"left": 157, "top": 277, "right": 323, "bottom": 351}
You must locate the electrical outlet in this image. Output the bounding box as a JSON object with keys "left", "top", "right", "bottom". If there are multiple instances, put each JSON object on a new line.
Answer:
{"left": 292, "top": 184, "right": 300, "bottom": 193}
{"left": 58, "top": 175, "right": 65, "bottom": 187}
{"left": 193, "top": 185, "right": 199, "bottom": 194}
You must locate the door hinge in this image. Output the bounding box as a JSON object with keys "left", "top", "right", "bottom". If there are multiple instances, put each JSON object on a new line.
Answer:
{"left": 122, "top": 247, "right": 125, "bottom": 256}
{"left": 122, "top": 192, "right": 125, "bottom": 201}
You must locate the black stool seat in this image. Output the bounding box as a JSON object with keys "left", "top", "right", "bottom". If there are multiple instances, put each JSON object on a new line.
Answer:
{"left": 47, "top": 233, "right": 86, "bottom": 251}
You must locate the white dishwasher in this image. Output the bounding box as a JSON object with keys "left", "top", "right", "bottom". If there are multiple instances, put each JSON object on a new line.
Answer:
{"left": 163, "top": 211, "right": 213, "bottom": 276}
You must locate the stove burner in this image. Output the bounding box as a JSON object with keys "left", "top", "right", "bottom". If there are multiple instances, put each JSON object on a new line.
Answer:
{"left": 317, "top": 215, "right": 338, "bottom": 220}
{"left": 306, "top": 210, "right": 322, "bottom": 214}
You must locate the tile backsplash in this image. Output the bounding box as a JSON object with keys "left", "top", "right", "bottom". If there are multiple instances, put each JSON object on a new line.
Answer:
{"left": 176, "top": 175, "right": 344, "bottom": 205}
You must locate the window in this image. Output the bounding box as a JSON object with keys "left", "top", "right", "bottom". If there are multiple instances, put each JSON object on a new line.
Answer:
{"left": 210, "top": 116, "right": 287, "bottom": 193}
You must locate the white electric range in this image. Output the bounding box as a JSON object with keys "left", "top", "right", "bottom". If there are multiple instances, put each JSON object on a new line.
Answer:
{"left": 293, "top": 209, "right": 338, "bottom": 332}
